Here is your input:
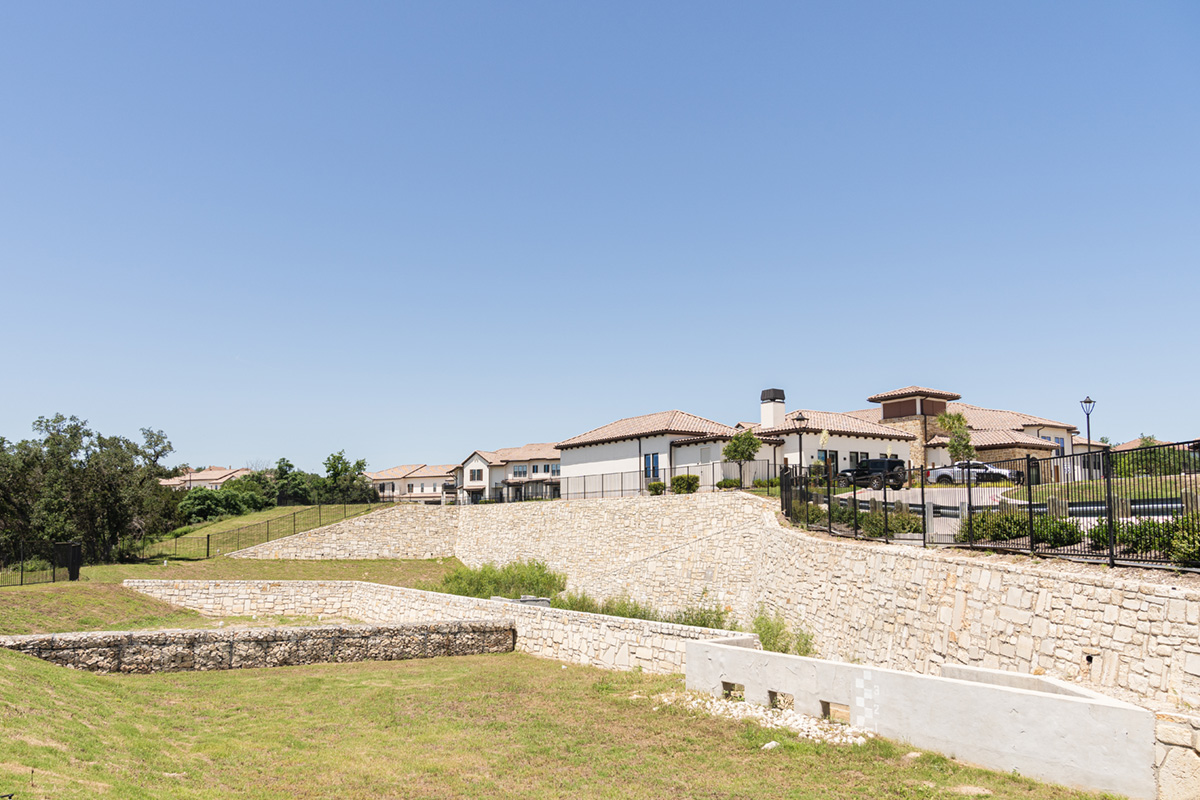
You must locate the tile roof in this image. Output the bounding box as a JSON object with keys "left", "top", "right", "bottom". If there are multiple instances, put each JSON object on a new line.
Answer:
{"left": 670, "top": 431, "right": 784, "bottom": 446}
{"left": 492, "top": 442, "right": 561, "bottom": 463}
{"left": 365, "top": 464, "right": 424, "bottom": 481}
{"left": 1112, "top": 437, "right": 1171, "bottom": 452}
{"left": 460, "top": 443, "right": 561, "bottom": 466}
{"left": 159, "top": 467, "right": 250, "bottom": 487}
{"left": 406, "top": 464, "right": 457, "bottom": 479}
{"left": 867, "top": 386, "right": 962, "bottom": 403}
{"left": 556, "top": 410, "right": 736, "bottom": 449}
{"left": 846, "top": 402, "right": 1076, "bottom": 434}
{"left": 757, "top": 410, "right": 916, "bottom": 441}
{"left": 1072, "top": 436, "right": 1110, "bottom": 450}
{"left": 927, "top": 430, "right": 1061, "bottom": 450}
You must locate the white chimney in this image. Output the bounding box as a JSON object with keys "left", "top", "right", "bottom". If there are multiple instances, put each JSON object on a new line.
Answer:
{"left": 760, "top": 388, "right": 786, "bottom": 429}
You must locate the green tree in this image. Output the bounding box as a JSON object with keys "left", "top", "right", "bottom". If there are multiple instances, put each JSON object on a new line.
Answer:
{"left": 723, "top": 430, "right": 763, "bottom": 488}
{"left": 937, "top": 412, "right": 976, "bottom": 463}
{"left": 321, "top": 450, "right": 376, "bottom": 503}
{"left": 0, "top": 415, "right": 180, "bottom": 564}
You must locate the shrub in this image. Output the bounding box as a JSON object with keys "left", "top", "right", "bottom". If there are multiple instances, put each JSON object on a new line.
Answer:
{"left": 860, "top": 509, "right": 922, "bottom": 537}
{"left": 752, "top": 607, "right": 816, "bottom": 657}
{"left": 717, "top": 478, "right": 742, "bottom": 490}
{"left": 177, "top": 488, "right": 248, "bottom": 524}
{"left": 1118, "top": 517, "right": 1175, "bottom": 554}
{"left": 427, "top": 560, "right": 567, "bottom": 599}
{"left": 551, "top": 591, "right": 727, "bottom": 629}
{"left": 671, "top": 474, "right": 700, "bottom": 494}
{"left": 973, "top": 511, "right": 1030, "bottom": 542}
{"left": 1173, "top": 522, "right": 1200, "bottom": 567}
{"left": 647, "top": 481, "right": 665, "bottom": 496}
{"left": 666, "top": 605, "right": 731, "bottom": 629}
{"left": 1031, "top": 516, "right": 1084, "bottom": 549}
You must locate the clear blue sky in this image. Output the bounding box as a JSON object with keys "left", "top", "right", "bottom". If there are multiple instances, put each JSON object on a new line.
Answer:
{"left": 2, "top": 2, "right": 1197, "bottom": 472}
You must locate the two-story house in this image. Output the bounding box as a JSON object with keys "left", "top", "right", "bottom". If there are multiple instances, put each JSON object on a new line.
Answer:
{"left": 450, "top": 443, "right": 561, "bottom": 504}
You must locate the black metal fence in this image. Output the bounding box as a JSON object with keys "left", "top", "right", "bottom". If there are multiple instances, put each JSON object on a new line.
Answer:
{"left": 558, "top": 460, "right": 780, "bottom": 500}
{"left": 781, "top": 439, "right": 1200, "bottom": 572}
{"left": 0, "top": 541, "right": 83, "bottom": 588}
{"left": 1, "top": 503, "right": 382, "bottom": 588}
{"left": 139, "top": 503, "right": 379, "bottom": 561}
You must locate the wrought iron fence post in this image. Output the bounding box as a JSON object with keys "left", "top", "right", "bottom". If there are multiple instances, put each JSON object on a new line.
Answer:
{"left": 883, "top": 478, "right": 890, "bottom": 542}
{"left": 1026, "top": 456, "right": 1036, "bottom": 553}
{"left": 20, "top": 540, "right": 24, "bottom": 586}
{"left": 1104, "top": 450, "right": 1116, "bottom": 568}
{"left": 853, "top": 480, "right": 859, "bottom": 538}
{"left": 966, "top": 465, "right": 974, "bottom": 547}
{"left": 826, "top": 462, "right": 832, "bottom": 533}
{"left": 920, "top": 467, "right": 927, "bottom": 547}
{"left": 206, "top": 534, "right": 211, "bottom": 560}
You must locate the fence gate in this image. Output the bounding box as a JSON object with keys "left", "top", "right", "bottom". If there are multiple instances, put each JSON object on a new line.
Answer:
{"left": 54, "top": 542, "right": 82, "bottom": 581}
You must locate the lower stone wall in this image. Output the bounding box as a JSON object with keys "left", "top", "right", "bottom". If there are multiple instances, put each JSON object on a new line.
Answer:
{"left": 123, "top": 579, "right": 753, "bottom": 674}
{"left": 0, "top": 621, "right": 514, "bottom": 674}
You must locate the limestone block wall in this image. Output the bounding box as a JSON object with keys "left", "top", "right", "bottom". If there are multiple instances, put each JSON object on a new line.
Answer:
{"left": 230, "top": 504, "right": 458, "bottom": 560}
{"left": 124, "top": 579, "right": 753, "bottom": 675}
{"left": 218, "top": 491, "right": 1200, "bottom": 708}
{"left": 0, "top": 621, "right": 514, "bottom": 674}
{"left": 754, "top": 526, "right": 1200, "bottom": 709}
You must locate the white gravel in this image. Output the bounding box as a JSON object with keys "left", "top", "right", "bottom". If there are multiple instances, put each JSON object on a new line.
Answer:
{"left": 652, "top": 691, "right": 874, "bottom": 746}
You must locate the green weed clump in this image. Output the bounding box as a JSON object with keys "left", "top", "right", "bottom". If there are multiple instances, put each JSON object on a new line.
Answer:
{"left": 752, "top": 607, "right": 816, "bottom": 657}
{"left": 552, "top": 591, "right": 730, "bottom": 629}
{"left": 427, "top": 560, "right": 567, "bottom": 599}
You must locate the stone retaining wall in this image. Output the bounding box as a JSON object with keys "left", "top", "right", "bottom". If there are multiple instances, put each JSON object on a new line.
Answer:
{"left": 123, "top": 579, "right": 751, "bottom": 674}
{"left": 230, "top": 504, "right": 458, "bottom": 560}
{"left": 221, "top": 492, "right": 1200, "bottom": 708}
{"left": 0, "top": 621, "right": 514, "bottom": 674}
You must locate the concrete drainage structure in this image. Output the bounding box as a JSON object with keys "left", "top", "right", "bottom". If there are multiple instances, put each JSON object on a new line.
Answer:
{"left": 686, "top": 634, "right": 1199, "bottom": 800}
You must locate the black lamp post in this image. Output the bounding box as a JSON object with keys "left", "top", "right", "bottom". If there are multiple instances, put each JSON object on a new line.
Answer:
{"left": 1080, "top": 396, "right": 1095, "bottom": 480}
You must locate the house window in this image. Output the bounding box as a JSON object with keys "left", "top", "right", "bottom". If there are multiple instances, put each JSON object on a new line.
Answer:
{"left": 849, "top": 452, "right": 863, "bottom": 467}
{"left": 551, "top": 463, "right": 560, "bottom": 476}
{"left": 817, "top": 449, "right": 827, "bottom": 463}
{"left": 1054, "top": 437, "right": 1065, "bottom": 456}
{"left": 513, "top": 465, "right": 528, "bottom": 478}
{"left": 532, "top": 464, "right": 539, "bottom": 474}
{"left": 469, "top": 469, "right": 482, "bottom": 482}
{"left": 420, "top": 483, "right": 425, "bottom": 492}
{"left": 407, "top": 483, "right": 414, "bottom": 493}
{"left": 644, "top": 453, "right": 659, "bottom": 479}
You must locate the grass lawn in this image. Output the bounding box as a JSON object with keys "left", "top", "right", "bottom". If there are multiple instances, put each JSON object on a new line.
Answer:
{"left": 84, "top": 555, "right": 462, "bottom": 586}
{"left": 1002, "top": 475, "right": 1197, "bottom": 503}
{"left": 0, "top": 649, "right": 1108, "bottom": 800}
{"left": 170, "top": 503, "right": 381, "bottom": 539}
{"left": 0, "top": 559, "right": 462, "bottom": 635}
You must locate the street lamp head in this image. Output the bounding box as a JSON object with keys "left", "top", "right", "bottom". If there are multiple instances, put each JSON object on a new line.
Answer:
{"left": 1080, "top": 396, "right": 1095, "bottom": 416}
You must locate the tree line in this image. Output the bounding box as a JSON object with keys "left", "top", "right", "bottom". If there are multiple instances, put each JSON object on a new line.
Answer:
{"left": 0, "top": 415, "right": 377, "bottom": 567}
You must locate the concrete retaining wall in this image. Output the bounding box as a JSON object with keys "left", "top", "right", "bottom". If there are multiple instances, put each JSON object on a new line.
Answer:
{"left": 687, "top": 636, "right": 1159, "bottom": 799}
{"left": 0, "top": 621, "right": 514, "bottom": 673}
{"left": 123, "top": 579, "right": 752, "bottom": 674}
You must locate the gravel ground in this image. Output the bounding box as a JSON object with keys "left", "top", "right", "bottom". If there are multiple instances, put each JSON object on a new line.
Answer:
{"left": 651, "top": 691, "right": 874, "bottom": 746}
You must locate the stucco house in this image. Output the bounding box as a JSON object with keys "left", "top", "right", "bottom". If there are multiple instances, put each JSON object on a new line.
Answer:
{"left": 449, "top": 443, "right": 561, "bottom": 504}
{"left": 159, "top": 466, "right": 251, "bottom": 490}
{"left": 556, "top": 391, "right": 913, "bottom": 496}
{"left": 365, "top": 464, "right": 456, "bottom": 504}
{"left": 844, "top": 386, "right": 1108, "bottom": 479}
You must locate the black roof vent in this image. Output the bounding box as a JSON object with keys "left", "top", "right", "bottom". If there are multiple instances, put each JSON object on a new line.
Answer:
{"left": 761, "top": 388, "right": 785, "bottom": 403}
